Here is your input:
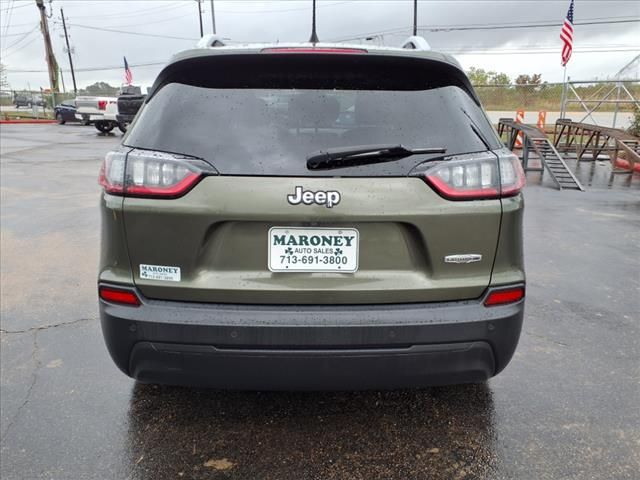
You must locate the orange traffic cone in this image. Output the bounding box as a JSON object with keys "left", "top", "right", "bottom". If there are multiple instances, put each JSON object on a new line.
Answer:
{"left": 537, "top": 111, "right": 547, "bottom": 131}
{"left": 514, "top": 109, "right": 525, "bottom": 148}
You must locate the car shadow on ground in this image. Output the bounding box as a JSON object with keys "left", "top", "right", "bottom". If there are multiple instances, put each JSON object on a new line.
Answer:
{"left": 124, "top": 382, "right": 498, "bottom": 479}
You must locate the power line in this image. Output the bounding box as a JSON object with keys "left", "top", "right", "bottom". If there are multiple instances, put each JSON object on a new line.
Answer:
{"left": 0, "top": 1, "right": 31, "bottom": 13}
{"left": 213, "top": 1, "right": 349, "bottom": 14}
{"left": 1, "top": 34, "right": 40, "bottom": 59}
{"left": 98, "top": 11, "right": 198, "bottom": 29}
{"left": 66, "top": 2, "right": 186, "bottom": 20}
{"left": 64, "top": 23, "right": 197, "bottom": 41}
{"left": 7, "top": 61, "right": 167, "bottom": 73}
{"left": 8, "top": 44, "right": 640, "bottom": 74}
{"left": 1, "top": 26, "right": 37, "bottom": 37}
{"left": 2, "top": 0, "right": 15, "bottom": 39}
{"left": 443, "top": 48, "right": 640, "bottom": 56}
{"left": 1, "top": 24, "right": 38, "bottom": 53}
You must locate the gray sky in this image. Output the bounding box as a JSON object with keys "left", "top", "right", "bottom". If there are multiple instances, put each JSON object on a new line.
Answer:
{"left": 1, "top": 0, "right": 638, "bottom": 91}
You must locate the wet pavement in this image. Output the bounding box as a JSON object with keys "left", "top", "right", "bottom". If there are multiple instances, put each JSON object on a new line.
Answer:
{"left": 1, "top": 124, "right": 639, "bottom": 479}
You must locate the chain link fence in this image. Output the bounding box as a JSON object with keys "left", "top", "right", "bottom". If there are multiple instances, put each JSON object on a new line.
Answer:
{"left": 474, "top": 80, "right": 639, "bottom": 130}
{"left": 0, "top": 89, "right": 78, "bottom": 120}
{"left": 2, "top": 81, "right": 638, "bottom": 129}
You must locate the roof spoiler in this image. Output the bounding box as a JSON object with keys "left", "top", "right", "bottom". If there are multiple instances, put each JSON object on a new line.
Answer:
{"left": 401, "top": 36, "right": 431, "bottom": 51}
{"left": 196, "top": 34, "right": 227, "bottom": 48}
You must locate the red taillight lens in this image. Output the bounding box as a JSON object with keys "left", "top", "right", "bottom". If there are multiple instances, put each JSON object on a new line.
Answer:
{"left": 98, "top": 100, "right": 107, "bottom": 110}
{"left": 499, "top": 153, "right": 526, "bottom": 197}
{"left": 99, "top": 286, "right": 140, "bottom": 306}
{"left": 423, "top": 153, "right": 525, "bottom": 200}
{"left": 484, "top": 287, "right": 525, "bottom": 307}
{"left": 99, "top": 149, "right": 215, "bottom": 198}
{"left": 98, "top": 151, "right": 126, "bottom": 194}
{"left": 261, "top": 47, "right": 367, "bottom": 54}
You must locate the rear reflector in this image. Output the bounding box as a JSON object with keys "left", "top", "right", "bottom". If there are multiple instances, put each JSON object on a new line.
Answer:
{"left": 261, "top": 47, "right": 367, "bottom": 54}
{"left": 484, "top": 287, "right": 525, "bottom": 307}
{"left": 99, "top": 287, "right": 140, "bottom": 306}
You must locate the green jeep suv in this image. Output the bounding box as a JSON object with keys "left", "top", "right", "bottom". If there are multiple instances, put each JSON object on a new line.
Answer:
{"left": 98, "top": 41, "right": 525, "bottom": 390}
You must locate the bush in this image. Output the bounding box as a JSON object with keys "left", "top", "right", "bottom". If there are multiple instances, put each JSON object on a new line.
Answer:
{"left": 628, "top": 106, "right": 640, "bottom": 137}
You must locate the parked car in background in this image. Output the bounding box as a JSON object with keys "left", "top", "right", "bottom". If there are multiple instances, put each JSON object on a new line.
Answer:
{"left": 31, "top": 94, "right": 46, "bottom": 107}
{"left": 14, "top": 93, "right": 33, "bottom": 108}
{"left": 13, "top": 92, "right": 47, "bottom": 109}
{"left": 116, "top": 87, "right": 146, "bottom": 133}
{"left": 54, "top": 100, "right": 79, "bottom": 124}
{"left": 77, "top": 86, "right": 142, "bottom": 133}
{"left": 76, "top": 95, "right": 119, "bottom": 133}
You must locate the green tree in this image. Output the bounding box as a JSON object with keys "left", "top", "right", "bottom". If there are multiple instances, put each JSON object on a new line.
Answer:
{"left": 515, "top": 74, "right": 542, "bottom": 85}
{"left": 628, "top": 106, "right": 640, "bottom": 137}
{"left": 79, "top": 82, "right": 119, "bottom": 96}
{"left": 467, "top": 67, "right": 510, "bottom": 85}
{"left": 491, "top": 72, "right": 511, "bottom": 85}
{"left": 467, "top": 67, "right": 491, "bottom": 85}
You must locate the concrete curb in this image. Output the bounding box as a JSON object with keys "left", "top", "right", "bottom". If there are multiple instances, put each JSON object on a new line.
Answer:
{"left": 0, "top": 119, "right": 57, "bottom": 124}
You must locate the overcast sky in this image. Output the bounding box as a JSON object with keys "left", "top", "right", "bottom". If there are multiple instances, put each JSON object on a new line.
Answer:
{"left": 1, "top": 0, "right": 638, "bottom": 91}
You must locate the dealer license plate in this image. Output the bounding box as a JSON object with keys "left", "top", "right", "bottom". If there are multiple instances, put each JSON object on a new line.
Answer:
{"left": 268, "top": 227, "right": 359, "bottom": 273}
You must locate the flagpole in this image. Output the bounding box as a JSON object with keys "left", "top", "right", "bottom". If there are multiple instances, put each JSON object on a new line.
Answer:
{"left": 560, "top": 64, "right": 568, "bottom": 119}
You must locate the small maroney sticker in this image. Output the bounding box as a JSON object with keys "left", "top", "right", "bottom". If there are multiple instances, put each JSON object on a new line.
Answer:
{"left": 140, "top": 264, "right": 181, "bottom": 282}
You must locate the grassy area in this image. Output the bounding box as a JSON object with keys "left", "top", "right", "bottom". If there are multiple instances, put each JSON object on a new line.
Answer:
{"left": 475, "top": 83, "right": 639, "bottom": 112}
{"left": 1, "top": 110, "right": 54, "bottom": 120}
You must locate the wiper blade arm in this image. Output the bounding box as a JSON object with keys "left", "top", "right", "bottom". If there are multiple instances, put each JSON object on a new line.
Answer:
{"left": 306, "top": 144, "right": 446, "bottom": 170}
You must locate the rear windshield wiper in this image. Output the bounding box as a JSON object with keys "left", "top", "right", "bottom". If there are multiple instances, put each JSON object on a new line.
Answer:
{"left": 306, "top": 144, "right": 447, "bottom": 170}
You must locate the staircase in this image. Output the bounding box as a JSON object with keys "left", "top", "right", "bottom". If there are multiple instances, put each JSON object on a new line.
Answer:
{"left": 528, "top": 137, "right": 584, "bottom": 191}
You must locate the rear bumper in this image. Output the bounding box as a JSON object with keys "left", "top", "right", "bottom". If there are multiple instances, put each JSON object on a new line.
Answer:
{"left": 116, "top": 114, "right": 135, "bottom": 124}
{"left": 99, "top": 285, "right": 524, "bottom": 390}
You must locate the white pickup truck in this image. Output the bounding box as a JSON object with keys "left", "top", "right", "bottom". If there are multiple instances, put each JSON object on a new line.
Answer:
{"left": 75, "top": 96, "right": 121, "bottom": 133}
{"left": 76, "top": 87, "right": 142, "bottom": 133}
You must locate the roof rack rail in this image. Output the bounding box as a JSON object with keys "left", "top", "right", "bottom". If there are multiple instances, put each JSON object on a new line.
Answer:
{"left": 196, "top": 34, "right": 227, "bottom": 48}
{"left": 401, "top": 36, "right": 431, "bottom": 51}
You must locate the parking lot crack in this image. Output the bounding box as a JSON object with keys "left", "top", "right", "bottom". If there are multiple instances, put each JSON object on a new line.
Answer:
{"left": 1, "top": 331, "right": 42, "bottom": 441}
{"left": 0, "top": 317, "right": 94, "bottom": 335}
{"left": 525, "top": 331, "right": 569, "bottom": 347}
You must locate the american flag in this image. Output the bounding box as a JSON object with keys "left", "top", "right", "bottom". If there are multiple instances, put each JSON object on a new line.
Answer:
{"left": 560, "top": 0, "right": 574, "bottom": 66}
{"left": 124, "top": 56, "right": 133, "bottom": 85}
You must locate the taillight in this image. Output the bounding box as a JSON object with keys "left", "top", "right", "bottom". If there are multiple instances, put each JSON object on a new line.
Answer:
{"left": 498, "top": 154, "right": 526, "bottom": 197}
{"left": 422, "top": 152, "right": 525, "bottom": 200}
{"left": 99, "top": 151, "right": 125, "bottom": 194}
{"left": 99, "top": 149, "right": 216, "bottom": 198}
{"left": 484, "top": 286, "right": 525, "bottom": 306}
{"left": 99, "top": 286, "right": 140, "bottom": 306}
{"left": 98, "top": 100, "right": 107, "bottom": 110}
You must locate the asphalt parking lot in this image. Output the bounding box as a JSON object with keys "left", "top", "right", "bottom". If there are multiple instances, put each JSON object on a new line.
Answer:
{"left": 1, "top": 123, "right": 639, "bottom": 480}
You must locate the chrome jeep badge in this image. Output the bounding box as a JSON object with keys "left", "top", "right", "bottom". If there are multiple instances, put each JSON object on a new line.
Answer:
{"left": 287, "top": 186, "right": 341, "bottom": 208}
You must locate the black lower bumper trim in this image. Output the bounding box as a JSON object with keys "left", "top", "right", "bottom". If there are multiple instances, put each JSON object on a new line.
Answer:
{"left": 131, "top": 341, "right": 496, "bottom": 390}
{"left": 100, "top": 287, "right": 524, "bottom": 390}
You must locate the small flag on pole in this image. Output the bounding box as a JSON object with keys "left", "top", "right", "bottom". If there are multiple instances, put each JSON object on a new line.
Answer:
{"left": 560, "top": 0, "right": 574, "bottom": 66}
{"left": 124, "top": 56, "right": 133, "bottom": 85}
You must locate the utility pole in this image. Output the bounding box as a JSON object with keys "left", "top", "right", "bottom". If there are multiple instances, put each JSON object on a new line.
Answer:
{"left": 60, "top": 8, "right": 77, "bottom": 94}
{"left": 196, "top": 0, "right": 203, "bottom": 37}
{"left": 413, "top": 0, "right": 418, "bottom": 36}
{"left": 35, "top": 0, "right": 59, "bottom": 98}
{"left": 59, "top": 66, "right": 66, "bottom": 93}
{"left": 209, "top": 0, "right": 216, "bottom": 34}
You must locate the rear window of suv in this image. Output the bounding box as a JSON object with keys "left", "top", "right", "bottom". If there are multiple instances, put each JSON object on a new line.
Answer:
{"left": 124, "top": 53, "right": 500, "bottom": 176}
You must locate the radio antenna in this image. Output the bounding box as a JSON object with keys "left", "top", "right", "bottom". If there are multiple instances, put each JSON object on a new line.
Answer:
{"left": 309, "top": 0, "right": 319, "bottom": 43}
